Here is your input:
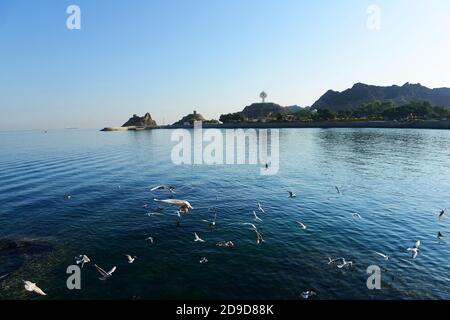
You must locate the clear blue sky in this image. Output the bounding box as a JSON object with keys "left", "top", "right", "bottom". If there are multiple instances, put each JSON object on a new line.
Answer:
{"left": 1, "top": 0, "right": 449, "bottom": 130}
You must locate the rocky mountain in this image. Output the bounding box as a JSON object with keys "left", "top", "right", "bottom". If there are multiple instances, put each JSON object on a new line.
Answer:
{"left": 312, "top": 83, "right": 450, "bottom": 112}
{"left": 122, "top": 113, "right": 157, "bottom": 127}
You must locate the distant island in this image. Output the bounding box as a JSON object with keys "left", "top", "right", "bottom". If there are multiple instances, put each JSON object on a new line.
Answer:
{"left": 101, "top": 83, "right": 450, "bottom": 131}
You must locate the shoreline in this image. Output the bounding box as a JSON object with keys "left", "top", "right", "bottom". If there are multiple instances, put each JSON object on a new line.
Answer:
{"left": 101, "top": 120, "right": 450, "bottom": 131}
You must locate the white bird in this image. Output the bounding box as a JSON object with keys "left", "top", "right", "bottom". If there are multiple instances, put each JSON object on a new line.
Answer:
{"left": 66, "top": 195, "right": 71, "bottom": 200}
{"left": 257, "top": 202, "right": 265, "bottom": 213}
{"left": 199, "top": 257, "right": 208, "bottom": 264}
{"left": 407, "top": 247, "right": 419, "bottom": 259}
{"left": 95, "top": 264, "right": 116, "bottom": 280}
{"left": 375, "top": 252, "right": 389, "bottom": 260}
{"left": 216, "top": 241, "right": 235, "bottom": 247}
{"left": 253, "top": 211, "right": 263, "bottom": 222}
{"left": 75, "top": 255, "right": 91, "bottom": 268}
{"left": 23, "top": 281, "right": 47, "bottom": 296}
{"left": 154, "top": 198, "right": 193, "bottom": 213}
{"left": 439, "top": 208, "right": 447, "bottom": 220}
{"left": 150, "top": 185, "right": 175, "bottom": 193}
{"left": 194, "top": 232, "right": 205, "bottom": 242}
{"left": 145, "top": 236, "right": 154, "bottom": 244}
{"left": 337, "top": 258, "right": 354, "bottom": 269}
{"left": 126, "top": 255, "right": 137, "bottom": 264}
{"left": 288, "top": 191, "right": 296, "bottom": 198}
{"left": 297, "top": 221, "right": 307, "bottom": 229}
{"left": 352, "top": 212, "right": 362, "bottom": 219}
{"left": 301, "top": 291, "right": 317, "bottom": 299}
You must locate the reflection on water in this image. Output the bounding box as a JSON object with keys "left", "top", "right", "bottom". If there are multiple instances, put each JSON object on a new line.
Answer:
{"left": 1, "top": 128, "right": 450, "bottom": 300}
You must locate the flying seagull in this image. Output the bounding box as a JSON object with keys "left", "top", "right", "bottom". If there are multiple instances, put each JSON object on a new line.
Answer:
{"left": 288, "top": 191, "right": 296, "bottom": 198}
{"left": 337, "top": 258, "right": 354, "bottom": 269}
{"left": 95, "top": 264, "right": 116, "bottom": 280}
{"left": 297, "top": 221, "right": 307, "bottom": 230}
{"left": 407, "top": 247, "right": 419, "bottom": 259}
{"left": 194, "top": 232, "right": 205, "bottom": 242}
{"left": 335, "top": 186, "right": 341, "bottom": 194}
{"left": 23, "top": 281, "right": 47, "bottom": 296}
{"left": 75, "top": 255, "right": 91, "bottom": 268}
{"left": 375, "top": 252, "right": 389, "bottom": 260}
{"left": 255, "top": 230, "right": 265, "bottom": 244}
{"left": 145, "top": 236, "right": 154, "bottom": 244}
{"left": 253, "top": 211, "right": 263, "bottom": 222}
{"left": 439, "top": 208, "right": 447, "bottom": 220}
{"left": 199, "top": 257, "right": 208, "bottom": 264}
{"left": 150, "top": 185, "right": 175, "bottom": 193}
{"left": 257, "top": 202, "right": 265, "bottom": 213}
{"left": 153, "top": 198, "right": 193, "bottom": 213}
{"left": 301, "top": 291, "right": 317, "bottom": 299}
{"left": 438, "top": 232, "right": 444, "bottom": 239}
{"left": 126, "top": 255, "right": 137, "bottom": 264}
{"left": 352, "top": 212, "right": 362, "bottom": 219}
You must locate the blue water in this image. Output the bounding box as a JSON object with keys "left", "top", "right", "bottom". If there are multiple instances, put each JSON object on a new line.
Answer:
{"left": 1, "top": 128, "right": 450, "bottom": 300}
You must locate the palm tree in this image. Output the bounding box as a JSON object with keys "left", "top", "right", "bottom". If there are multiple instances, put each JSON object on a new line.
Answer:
{"left": 259, "top": 91, "right": 267, "bottom": 103}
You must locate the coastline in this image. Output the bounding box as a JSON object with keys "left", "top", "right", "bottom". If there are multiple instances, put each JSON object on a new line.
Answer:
{"left": 101, "top": 120, "right": 450, "bottom": 131}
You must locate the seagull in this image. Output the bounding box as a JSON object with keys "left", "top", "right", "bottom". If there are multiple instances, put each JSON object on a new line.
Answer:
{"left": 257, "top": 202, "right": 265, "bottom": 213}
{"left": 438, "top": 232, "right": 444, "bottom": 239}
{"left": 216, "top": 241, "right": 235, "bottom": 247}
{"left": 297, "top": 221, "right": 307, "bottom": 229}
{"left": 95, "top": 264, "right": 116, "bottom": 280}
{"left": 337, "top": 258, "right": 354, "bottom": 269}
{"left": 407, "top": 247, "right": 419, "bottom": 259}
{"left": 154, "top": 199, "right": 193, "bottom": 213}
{"left": 145, "top": 236, "right": 154, "bottom": 244}
{"left": 301, "top": 291, "right": 317, "bottom": 299}
{"left": 327, "top": 257, "right": 345, "bottom": 265}
{"left": 375, "top": 252, "right": 389, "bottom": 260}
{"left": 352, "top": 212, "right": 362, "bottom": 219}
{"left": 75, "top": 255, "right": 91, "bottom": 268}
{"left": 253, "top": 211, "right": 263, "bottom": 222}
{"left": 65, "top": 195, "right": 71, "bottom": 200}
{"left": 126, "top": 255, "right": 137, "bottom": 264}
{"left": 201, "top": 213, "right": 217, "bottom": 227}
{"left": 199, "top": 257, "right": 208, "bottom": 264}
{"left": 288, "top": 191, "right": 296, "bottom": 198}
{"left": 23, "top": 281, "right": 47, "bottom": 296}
{"left": 335, "top": 186, "right": 341, "bottom": 194}
{"left": 439, "top": 208, "right": 447, "bottom": 220}
{"left": 142, "top": 203, "right": 148, "bottom": 208}
{"left": 194, "top": 232, "right": 205, "bottom": 242}
{"left": 150, "top": 185, "right": 176, "bottom": 193}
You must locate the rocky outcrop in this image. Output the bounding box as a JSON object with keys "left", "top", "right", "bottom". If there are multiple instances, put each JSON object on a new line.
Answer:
{"left": 173, "top": 111, "right": 206, "bottom": 125}
{"left": 122, "top": 113, "right": 157, "bottom": 127}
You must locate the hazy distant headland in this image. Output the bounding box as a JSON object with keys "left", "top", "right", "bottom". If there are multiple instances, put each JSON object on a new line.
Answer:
{"left": 101, "top": 83, "right": 450, "bottom": 131}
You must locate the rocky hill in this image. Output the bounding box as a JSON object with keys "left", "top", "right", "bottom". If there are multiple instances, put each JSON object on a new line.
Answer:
{"left": 312, "top": 83, "right": 450, "bottom": 111}
{"left": 122, "top": 113, "right": 157, "bottom": 127}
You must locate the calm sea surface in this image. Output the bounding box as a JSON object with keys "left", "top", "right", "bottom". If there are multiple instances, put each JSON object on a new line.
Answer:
{"left": 1, "top": 128, "right": 450, "bottom": 300}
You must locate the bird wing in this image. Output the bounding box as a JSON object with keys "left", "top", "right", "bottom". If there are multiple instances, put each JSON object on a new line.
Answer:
{"left": 150, "top": 186, "right": 165, "bottom": 191}
{"left": 95, "top": 264, "right": 108, "bottom": 277}
{"left": 108, "top": 266, "right": 117, "bottom": 275}
{"left": 33, "top": 286, "right": 47, "bottom": 296}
